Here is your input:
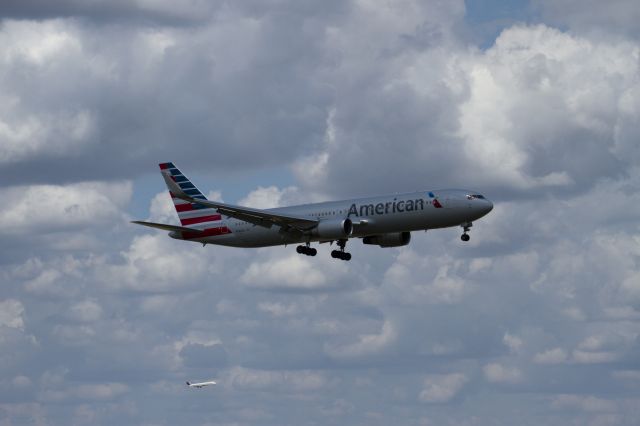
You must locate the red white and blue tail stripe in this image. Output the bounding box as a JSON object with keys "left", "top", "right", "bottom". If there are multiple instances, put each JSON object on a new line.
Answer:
{"left": 159, "top": 163, "right": 230, "bottom": 236}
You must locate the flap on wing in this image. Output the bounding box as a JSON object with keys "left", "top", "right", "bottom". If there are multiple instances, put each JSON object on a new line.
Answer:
{"left": 161, "top": 171, "right": 318, "bottom": 231}
{"left": 131, "top": 221, "right": 204, "bottom": 233}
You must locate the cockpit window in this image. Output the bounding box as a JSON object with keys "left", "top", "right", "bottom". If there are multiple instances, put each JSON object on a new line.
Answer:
{"left": 467, "top": 194, "right": 485, "bottom": 200}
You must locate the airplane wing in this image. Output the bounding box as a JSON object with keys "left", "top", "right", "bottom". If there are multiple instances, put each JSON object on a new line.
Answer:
{"left": 161, "top": 172, "right": 318, "bottom": 232}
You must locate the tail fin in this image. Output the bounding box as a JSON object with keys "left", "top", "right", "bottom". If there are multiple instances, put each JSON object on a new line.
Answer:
{"left": 186, "top": 381, "right": 190, "bottom": 386}
{"left": 159, "top": 163, "right": 223, "bottom": 228}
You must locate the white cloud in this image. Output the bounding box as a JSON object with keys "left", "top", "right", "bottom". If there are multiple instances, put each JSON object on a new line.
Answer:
{"left": 612, "top": 370, "right": 640, "bottom": 381}
{"left": 67, "top": 300, "right": 103, "bottom": 323}
{"left": 0, "top": 181, "right": 131, "bottom": 235}
{"left": 99, "top": 234, "right": 210, "bottom": 292}
{"left": 148, "top": 191, "right": 179, "bottom": 225}
{"left": 227, "top": 367, "right": 329, "bottom": 392}
{"left": 0, "top": 299, "right": 25, "bottom": 330}
{"left": 298, "top": 22, "right": 640, "bottom": 199}
{"left": 241, "top": 252, "right": 348, "bottom": 292}
{"left": 19, "top": 255, "right": 93, "bottom": 297}
{"left": 12, "top": 375, "right": 32, "bottom": 388}
{"left": 533, "top": 348, "right": 568, "bottom": 365}
{"left": 237, "top": 186, "right": 300, "bottom": 209}
{"left": 258, "top": 301, "right": 301, "bottom": 318}
{"left": 419, "top": 373, "right": 468, "bottom": 403}
{"left": 0, "top": 403, "right": 47, "bottom": 426}
{"left": 503, "top": 333, "right": 524, "bottom": 354}
{"left": 382, "top": 250, "right": 469, "bottom": 305}
{"left": 74, "top": 383, "right": 129, "bottom": 401}
{"left": 457, "top": 24, "right": 640, "bottom": 191}
{"left": 325, "top": 320, "right": 396, "bottom": 359}
{"left": 551, "top": 394, "right": 617, "bottom": 412}
{"left": 40, "top": 382, "right": 130, "bottom": 402}
{"left": 572, "top": 350, "right": 618, "bottom": 364}
{"left": 483, "top": 363, "right": 523, "bottom": 384}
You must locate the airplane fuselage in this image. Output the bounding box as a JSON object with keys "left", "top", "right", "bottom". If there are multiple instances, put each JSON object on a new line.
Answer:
{"left": 169, "top": 189, "right": 493, "bottom": 248}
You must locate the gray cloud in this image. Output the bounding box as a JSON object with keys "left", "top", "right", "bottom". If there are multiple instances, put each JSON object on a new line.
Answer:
{"left": 534, "top": 0, "right": 640, "bottom": 39}
{"left": 2, "top": 0, "right": 640, "bottom": 425}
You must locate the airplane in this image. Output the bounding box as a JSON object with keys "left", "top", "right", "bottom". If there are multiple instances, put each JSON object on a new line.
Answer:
{"left": 186, "top": 380, "right": 216, "bottom": 388}
{"left": 132, "top": 163, "right": 493, "bottom": 261}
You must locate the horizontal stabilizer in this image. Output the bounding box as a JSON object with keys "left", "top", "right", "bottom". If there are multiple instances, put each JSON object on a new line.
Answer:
{"left": 131, "top": 221, "right": 204, "bottom": 233}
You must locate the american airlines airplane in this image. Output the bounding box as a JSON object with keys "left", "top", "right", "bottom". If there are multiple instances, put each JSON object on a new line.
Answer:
{"left": 132, "top": 163, "right": 493, "bottom": 261}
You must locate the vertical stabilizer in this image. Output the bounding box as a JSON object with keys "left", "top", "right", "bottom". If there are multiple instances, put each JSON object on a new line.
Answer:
{"left": 159, "top": 163, "right": 225, "bottom": 229}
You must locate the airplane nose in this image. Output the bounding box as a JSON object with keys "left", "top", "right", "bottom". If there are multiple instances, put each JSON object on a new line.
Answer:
{"left": 483, "top": 199, "right": 493, "bottom": 215}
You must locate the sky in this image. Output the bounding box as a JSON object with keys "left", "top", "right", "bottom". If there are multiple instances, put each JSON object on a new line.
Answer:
{"left": 1, "top": 0, "right": 640, "bottom": 424}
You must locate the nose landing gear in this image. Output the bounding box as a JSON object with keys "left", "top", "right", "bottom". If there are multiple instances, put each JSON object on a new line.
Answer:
{"left": 296, "top": 244, "right": 317, "bottom": 256}
{"left": 460, "top": 222, "right": 472, "bottom": 242}
{"left": 330, "top": 239, "right": 351, "bottom": 261}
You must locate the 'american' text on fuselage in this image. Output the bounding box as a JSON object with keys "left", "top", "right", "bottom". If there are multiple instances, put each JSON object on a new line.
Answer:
{"left": 347, "top": 198, "right": 426, "bottom": 217}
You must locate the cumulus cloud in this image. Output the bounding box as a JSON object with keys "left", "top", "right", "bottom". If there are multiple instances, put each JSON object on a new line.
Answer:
{"left": 98, "top": 234, "right": 211, "bottom": 292}
{"left": 325, "top": 320, "right": 396, "bottom": 359}
{"left": 39, "top": 382, "right": 129, "bottom": 402}
{"left": 483, "top": 363, "right": 524, "bottom": 384}
{"left": 237, "top": 186, "right": 301, "bottom": 209}
{"left": 227, "top": 367, "right": 329, "bottom": 393}
{"left": 382, "top": 250, "right": 470, "bottom": 305}
{"left": 0, "top": 299, "right": 25, "bottom": 330}
{"left": 241, "top": 250, "right": 350, "bottom": 292}
{"left": 2, "top": 0, "right": 640, "bottom": 424}
{"left": 179, "top": 342, "right": 228, "bottom": 368}
{"left": 0, "top": 181, "right": 131, "bottom": 235}
{"left": 0, "top": 4, "right": 337, "bottom": 185}
{"left": 67, "top": 300, "right": 103, "bottom": 323}
{"left": 533, "top": 348, "right": 568, "bottom": 365}
{"left": 551, "top": 394, "right": 617, "bottom": 413}
{"left": 419, "top": 373, "right": 468, "bottom": 403}
{"left": 295, "top": 23, "right": 640, "bottom": 199}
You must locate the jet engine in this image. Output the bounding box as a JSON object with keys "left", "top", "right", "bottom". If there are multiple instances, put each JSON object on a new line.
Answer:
{"left": 362, "top": 232, "right": 411, "bottom": 247}
{"left": 312, "top": 218, "right": 353, "bottom": 239}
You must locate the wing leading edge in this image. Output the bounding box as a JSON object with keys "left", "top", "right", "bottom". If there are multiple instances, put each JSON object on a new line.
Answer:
{"left": 161, "top": 171, "right": 318, "bottom": 232}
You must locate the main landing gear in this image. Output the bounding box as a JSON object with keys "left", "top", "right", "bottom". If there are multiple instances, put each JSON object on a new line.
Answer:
{"left": 460, "top": 222, "right": 472, "bottom": 242}
{"left": 296, "top": 244, "right": 317, "bottom": 256}
{"left": 331, "top": 239, "right": 351, "bottom": 261}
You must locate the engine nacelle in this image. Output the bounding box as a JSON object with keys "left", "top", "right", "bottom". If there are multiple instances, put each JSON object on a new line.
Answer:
{"left": 362, "top": 232, "right": 411, "bottom": 248}
{"left": 313, "top": 218, "right": 353, "bottom": 239}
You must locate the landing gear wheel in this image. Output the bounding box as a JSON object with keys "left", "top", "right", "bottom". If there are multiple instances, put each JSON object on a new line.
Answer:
{"left": 460, "top": 222, "right": 472, "bottom": 242}
{"left": 296, "top": 244, "right": 316, "bottom": 256}
{"left": 331, "top": 242, "right": 351, "bottom": 261}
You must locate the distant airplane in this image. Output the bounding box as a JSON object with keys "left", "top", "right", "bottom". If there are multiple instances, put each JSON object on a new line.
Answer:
{"left": 132, "top": 163, "right": 493, "bottom": 261}
{"left": 186, "top": 380, "right": 216, "bottom": 389}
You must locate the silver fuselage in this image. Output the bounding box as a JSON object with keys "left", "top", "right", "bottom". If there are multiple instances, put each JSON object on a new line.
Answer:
{"left": 170, "top": 189, "right": 493, "bottom": 247}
